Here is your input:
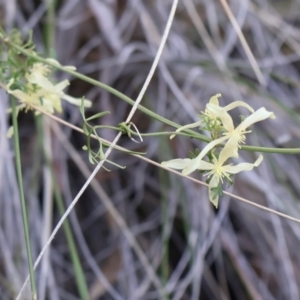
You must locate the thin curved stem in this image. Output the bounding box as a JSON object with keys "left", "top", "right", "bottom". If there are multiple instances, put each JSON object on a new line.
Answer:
{"left": 12, "top": 97, "right": 37, "bottom": 300}
{"left": 125, "top": 128, "right": 300, "bottom": 154}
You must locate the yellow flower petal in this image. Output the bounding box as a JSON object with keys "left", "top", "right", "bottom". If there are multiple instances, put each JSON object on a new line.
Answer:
{"left": 63, "top": 95, "right": 92, "bottom": 107}
{"left": 222, "top": 101, "right": 254, "bottom": 114}
{"left": 206, "top": 100, "right": 254, "bottom": 132}
{"left": 222, "top": 155, "right": 263, "bottom": 174}
{"left": 170, "top": 120, "right": 203, "bottom": 140}
{"left": 42, "top": 93, "right": 62, "bottom": 113}
{"left": 182, "top": 135, "right": 228, "bottom": 175}
{"left": 209, "top": 93, "right": 222, "bottom": 105}
{"left": 197, "top": 160, "right": 214, "bottom": 170}
{"left": 53, "top": 80, "right": 70, "bottom": 94}
{"left": 237, "top": 107, "right": 275, "bottom": 131}
{"left": 161, "top": 158, "right": 192, "bottom": 169}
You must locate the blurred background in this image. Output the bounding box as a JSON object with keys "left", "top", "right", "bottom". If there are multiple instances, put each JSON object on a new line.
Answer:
{"left": 1, "top": 0, "right": 300, "bottom": 299}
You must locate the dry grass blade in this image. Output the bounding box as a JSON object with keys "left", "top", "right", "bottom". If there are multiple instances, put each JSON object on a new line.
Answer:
{"left": 219, "top": 0, "right": 266, "bottom": 85}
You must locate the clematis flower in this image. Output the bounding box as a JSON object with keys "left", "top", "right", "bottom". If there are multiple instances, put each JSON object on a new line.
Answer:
{"left": 178, "top": 107, "right": 275, "bottom": 176}
{"left": 162, "top": 142, "right": 263, "bottom": 208}
{"left": 202, "top": 156, "right": 262, "bottom": 207}
{"left": 170, "top": 93, "right": 254, "bottom": 139}
{"left": 7, "top": 62, "right": 92, "bottom": 113}
{"left": 170, "top": 94, "right": 221, "bottom": 139}
{"left": 220, "top": 107, "right": 275, "bottom": 157}
{"left": 161, "top": 95, "right": 275, "bottom": 208}
{"left": 205, "top": 94, "right": 254, "bottom": 131}
{"left": 204, "top": 93, "right": 254, "bottom": 122}
{"left": 26, "top": 63, "right": 92, "bottom": 110}
{"left": 7, "top": 79, "right": 63, "bottom": 113}
{"left": 7, "top": 79, "right": 47, "bottom": 111}
{"left": 197, "top": 141, "right": 263, "bottom": 207}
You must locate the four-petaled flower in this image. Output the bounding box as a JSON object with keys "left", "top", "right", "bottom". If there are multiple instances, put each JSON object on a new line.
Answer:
{"left": 162, "top": 141, "right": 263, "bottom": 207}
{"left": 162, "top": 94, "right": 275, "bottom": 207}
{"left": 180, "top": 105, "right": 275, "bottom": 176}
{"left": 170, "top": 93, "right": 255, "bottom": 139}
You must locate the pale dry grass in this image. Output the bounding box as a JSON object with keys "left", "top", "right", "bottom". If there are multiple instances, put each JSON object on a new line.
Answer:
{"left": 1, "top": 0, "right": 300, "bottom": 299}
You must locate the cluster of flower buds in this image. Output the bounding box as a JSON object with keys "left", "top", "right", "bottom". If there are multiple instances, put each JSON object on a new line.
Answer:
{"left": 161, "top": 94, "right": 275, "bottom": 208}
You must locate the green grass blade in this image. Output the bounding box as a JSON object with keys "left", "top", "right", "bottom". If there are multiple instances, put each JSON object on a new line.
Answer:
{"left": 11, "top": 97, "right": 37, "bottom": 300}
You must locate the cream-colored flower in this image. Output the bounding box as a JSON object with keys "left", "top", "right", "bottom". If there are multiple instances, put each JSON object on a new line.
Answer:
{"left": 162, "top": 95, "right": 275, "bottom": 207}
{"left": 220, "top": 107, "right": 276, "bottom": 157}
{"left": 170, "top": 94, "right": 222, "bottom": 139}
{"left": 205, "top": 93, "right": 254, "bottom": 131}
{"left": 180, "top": 107, "right": 275, "bottom": 175}
{"left": 26, "top": 63, "right": 51, "bottom": 81}
{"left": 27, "top": 63, "right": 91, "bottom": 109}
{"left": 170, "top": 93, "right": 254, "bottom": 139}
{"left": 7, "top": 62, "right": 92, "bottom": 113}
{"left": 41, "top": 91, "right": 63, "bottom": 113}
{"left": 7, "top": 79, "right": 46, "bottom": 110}
{"left": 162, "top": 143, "right": 263, "bottom": 208}
{"left": 198, "top": 149, "right": 263, "bottom": 208}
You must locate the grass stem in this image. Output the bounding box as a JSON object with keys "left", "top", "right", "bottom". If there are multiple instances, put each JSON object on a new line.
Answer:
{"left": 11, "top": 97, "right": 37, "bottom": 300}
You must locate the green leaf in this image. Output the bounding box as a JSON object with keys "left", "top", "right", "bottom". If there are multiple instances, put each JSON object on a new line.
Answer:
{"left": 99, "top": 140, "right": 105, "bottom": 160}
{"left": 106, "top": 159, "right": 126, "bottom": 169}
{"left": 94, "top": 139, "right": 105, "bottom": 160}
{"left": 101, "top": 165, "right": 111, "bottom": 172}
{"left": 88, "top": 151, "right": 95, "bottom": 165}
{"left": 122, "top": 149, "right": 146, "bottom": 155}
{"left": 85, "top": 111, "right": 110, "bottom": 122}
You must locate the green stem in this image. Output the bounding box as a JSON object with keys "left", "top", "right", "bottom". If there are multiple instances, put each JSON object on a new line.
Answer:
{"left": 11, "top": 97, "right": 37, "bottom": 300}
{"left": 43, "top": 0, "right": 57, "bottom": 56}
{"left": 125, "top": 129, "right": 300, "bottom": 154}
{"left": 3, "top": 38, "right": 300, "bottom": 154}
